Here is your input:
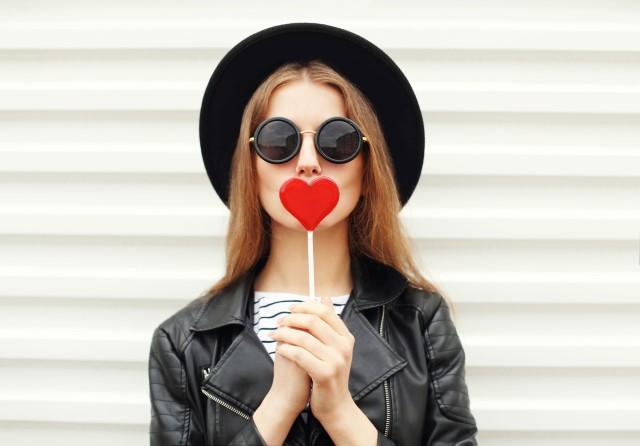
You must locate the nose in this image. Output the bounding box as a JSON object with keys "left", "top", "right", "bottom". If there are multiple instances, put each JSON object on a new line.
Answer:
{"left": 295, "top": 132, "right": 322, "bottom": 177}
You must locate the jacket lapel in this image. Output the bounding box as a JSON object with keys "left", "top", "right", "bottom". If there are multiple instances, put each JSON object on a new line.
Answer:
{"left": 190, "top": 253, "right": 409, "bottom": 413}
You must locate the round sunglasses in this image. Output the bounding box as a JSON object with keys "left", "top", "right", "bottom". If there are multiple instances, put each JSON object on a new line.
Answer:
{"left": 249, "top": 116, "right": 368, "bottom": 164}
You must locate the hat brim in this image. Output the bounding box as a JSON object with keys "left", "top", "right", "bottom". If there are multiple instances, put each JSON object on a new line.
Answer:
{"left": 199, "top": 22, "right": 424, "bottom": 208}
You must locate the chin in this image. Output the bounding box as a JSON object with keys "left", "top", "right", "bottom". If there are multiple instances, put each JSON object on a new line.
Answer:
{"left": 268, "top": 211, "right": 307, "bottom": 232}
{"left": 314, "top": 212, "right": 351, "bottom": 233}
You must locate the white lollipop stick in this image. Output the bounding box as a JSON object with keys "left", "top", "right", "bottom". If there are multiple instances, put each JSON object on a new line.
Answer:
{"left": 306, "top": 230, "right": 316, "bottom": 405}
{"left": 307, "top": 230, "right": 316, "bottom": 301}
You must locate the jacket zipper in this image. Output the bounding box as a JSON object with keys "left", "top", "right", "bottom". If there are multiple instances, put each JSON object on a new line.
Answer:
{"left": 379, "top": 304, "right": 392, "bottom": 439}
{"left": 201, "top": 368, "right": 251, "bottom": 420}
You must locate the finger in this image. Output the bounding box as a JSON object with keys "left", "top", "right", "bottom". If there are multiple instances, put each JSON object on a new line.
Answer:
{"left": 275, "top": 341, "right": 330, "bottom": 381}
{"left": 289, "top": 301, "right": 351, "bottom": 337}
{"left": 270, "top": 326, "right": 336, "bottom": 361}
{"left": 279, "top": 313, "right": 345, "bottom": 348}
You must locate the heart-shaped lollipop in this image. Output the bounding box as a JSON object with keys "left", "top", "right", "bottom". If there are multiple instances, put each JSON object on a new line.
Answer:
{"left": 278, "top": 176, "right": 340, "bottom": 302}
{"left": 279, "top": 177, "right": 340, "bottom": 231}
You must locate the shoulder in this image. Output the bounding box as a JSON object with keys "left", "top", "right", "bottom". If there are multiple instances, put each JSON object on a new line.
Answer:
{"left": 394, "top": 284, "right": 477, "bottom": 426}
{"left": 394, "top": 285, "right": 447, "bottom": 329}
{"left": 150, "top": 292, "right": 212, "bottom": 354}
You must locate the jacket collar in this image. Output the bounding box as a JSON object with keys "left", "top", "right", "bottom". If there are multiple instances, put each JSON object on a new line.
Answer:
{"left": 191, "top": 253, "right": 409, "bottom": 332}
{"left": 190, "top": 253, "right": 410, "bottom": 414}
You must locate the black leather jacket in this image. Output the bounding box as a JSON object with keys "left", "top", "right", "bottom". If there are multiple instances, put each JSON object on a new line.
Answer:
{"left": 149, "top": 254, "right": 478, "bottom": 445}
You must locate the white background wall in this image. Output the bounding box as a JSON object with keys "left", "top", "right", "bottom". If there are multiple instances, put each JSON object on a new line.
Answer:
{"left": 1, "top": 1, "right": 639, "bottom": 445}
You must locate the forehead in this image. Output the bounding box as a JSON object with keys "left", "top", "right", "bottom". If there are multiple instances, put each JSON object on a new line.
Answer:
{"left": 264, "top": 80, "right": 346, "bottom": 127}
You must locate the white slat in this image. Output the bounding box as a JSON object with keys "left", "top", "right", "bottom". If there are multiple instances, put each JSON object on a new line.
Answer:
{"left": 1, "top": 2, "right": 639, "bottom": 443}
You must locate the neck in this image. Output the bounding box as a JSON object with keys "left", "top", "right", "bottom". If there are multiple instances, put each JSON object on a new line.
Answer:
{"left": 254, "top": 219, "right": 353, "bottom": 298}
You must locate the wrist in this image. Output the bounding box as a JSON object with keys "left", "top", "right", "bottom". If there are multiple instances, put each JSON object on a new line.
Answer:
{"left": 252, "top": 391, "right": 300, "bottom": 446}
{"left": 317, "top": 398, "right": 378, "bottom": 446}
{"left": 315, "top": 396, "right": 356, "bottom": 427}
{"left": 262, "top": 389, "right": 301, "bottom": 421}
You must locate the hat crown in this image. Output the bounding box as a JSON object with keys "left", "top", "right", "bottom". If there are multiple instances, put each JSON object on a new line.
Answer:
{"left": 199, "top": 22, "right": 424, "bottom": 208}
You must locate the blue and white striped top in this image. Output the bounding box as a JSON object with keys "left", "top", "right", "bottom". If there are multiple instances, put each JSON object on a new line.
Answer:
{"left": 252, "top": 291, "right": 351, "bottom": 362}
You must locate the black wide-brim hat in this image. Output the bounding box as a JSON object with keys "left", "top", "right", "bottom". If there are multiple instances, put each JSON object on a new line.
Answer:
{"left": 199, "top": 22, "right": 424, "bottom": 208}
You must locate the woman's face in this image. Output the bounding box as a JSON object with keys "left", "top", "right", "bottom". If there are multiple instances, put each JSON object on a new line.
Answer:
{"left": 255, "top": 80, "right": 364, "bottom": 233}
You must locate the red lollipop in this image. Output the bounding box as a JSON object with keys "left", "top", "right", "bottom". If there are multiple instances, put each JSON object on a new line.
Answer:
{"left": 279, "top": 176, "right": 340, "bottom": 300}
{"left": 279, "top": 177, "right": 340, "bottom": 230}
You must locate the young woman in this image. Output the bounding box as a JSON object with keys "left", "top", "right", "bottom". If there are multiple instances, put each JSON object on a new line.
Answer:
{"left": 149, "top": 23, "right": 478, "bottom": 446}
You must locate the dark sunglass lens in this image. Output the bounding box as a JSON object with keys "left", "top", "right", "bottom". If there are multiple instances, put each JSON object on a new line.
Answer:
{"left": 318, "top": 119, "right": 360, "bottom": 161}
{"left": 256, "top": 120, "right": 298, "bottom": 162}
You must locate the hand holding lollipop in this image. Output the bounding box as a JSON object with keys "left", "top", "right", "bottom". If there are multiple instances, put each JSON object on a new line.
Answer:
{"left": 271, "top": 175, "right": 358, "bottom": 422}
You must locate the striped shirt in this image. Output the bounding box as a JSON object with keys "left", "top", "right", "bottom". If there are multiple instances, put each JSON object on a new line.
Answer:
{"left": 252, "top": 291, "right": 350, "bottom": 362}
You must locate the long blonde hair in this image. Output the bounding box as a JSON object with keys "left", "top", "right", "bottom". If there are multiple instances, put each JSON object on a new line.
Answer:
{"left": 204, "top": 60, "right": 456, "bottom": 317}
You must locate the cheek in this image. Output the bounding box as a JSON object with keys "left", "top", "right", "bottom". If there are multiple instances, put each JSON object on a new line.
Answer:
{"left": 324, "top": 159, "right": 364, "bottom": 217}
{"left": 256, "top": 158, "right": 282, "bottom": 196}
{"left": 255, "top": 160, "right": 297, "bottom": 222}
{"left": 339, "top": 157, "right": 364, "bottom": 198}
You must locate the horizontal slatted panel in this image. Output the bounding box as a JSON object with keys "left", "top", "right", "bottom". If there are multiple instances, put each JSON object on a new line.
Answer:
{"left": 1, "top": 1, "right": 639, "bottom": 444}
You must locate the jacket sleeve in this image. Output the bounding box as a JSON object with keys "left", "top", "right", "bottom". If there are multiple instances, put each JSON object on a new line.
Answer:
{"left": 421, "top": 295, "right": 478, "bottom": 446}
{"left": 149, "top": 326, "right": 206, "bottom": 445}
{"left": 376, "top": 294, "right": 478, "bottom": 446}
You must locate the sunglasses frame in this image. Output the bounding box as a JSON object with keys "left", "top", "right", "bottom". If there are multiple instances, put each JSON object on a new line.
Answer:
{"left": 249, "top": 115, "right": 368, "bottom": 164}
